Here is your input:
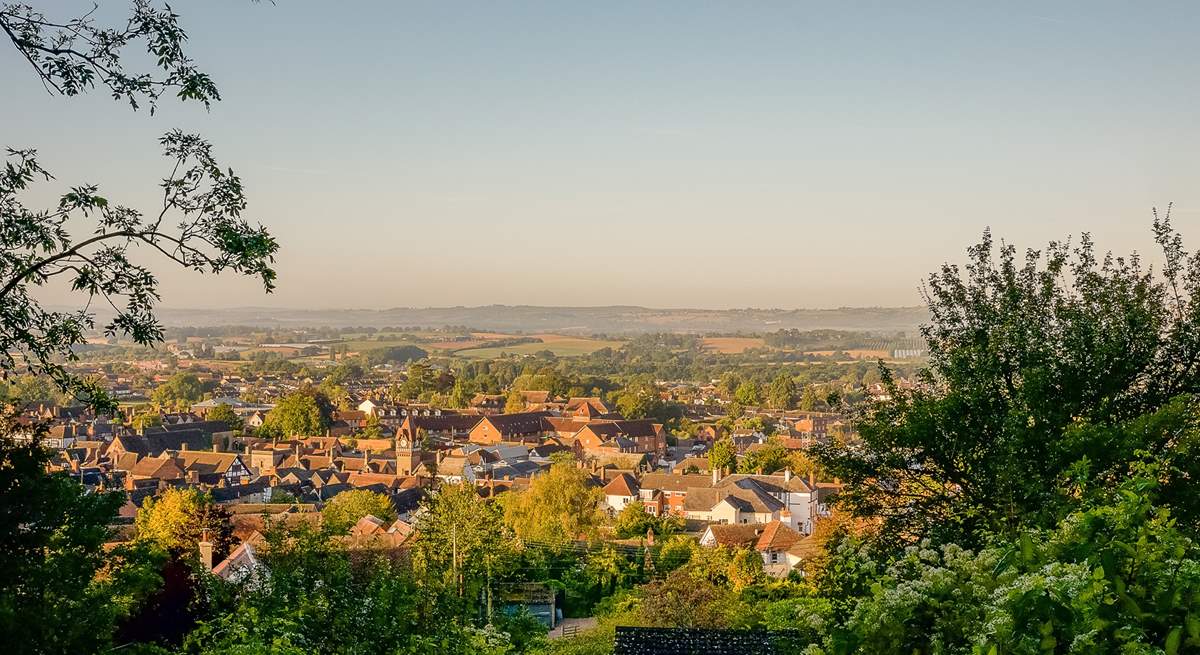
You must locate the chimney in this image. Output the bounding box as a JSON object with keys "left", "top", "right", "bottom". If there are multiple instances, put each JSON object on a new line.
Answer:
{"left": 712, "top": 467, "right": 720, "bottom": 485}
{"left": 784, "top": 469, "right": 792, "bottom": 483}
{"left": 808, "top": 470, "right": 815, "bottom": 488}
{"left": 212, "top": 443, "right": 221, "bottom": 453}
{"left": 244, "top": 444, "right": 251, "bottom": 455}
{"left": 181, "top": 442, "right": 189, "bottom": 451}
{"left": 198, "top": 533, "right": 214, "bottom": 571}
{"left": 186, "top": 469, "right": 199, "bottom": 484}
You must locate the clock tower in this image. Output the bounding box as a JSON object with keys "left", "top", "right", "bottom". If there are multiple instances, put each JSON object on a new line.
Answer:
{"left": 396, "top": 430, "right": 422, "bottom": 477}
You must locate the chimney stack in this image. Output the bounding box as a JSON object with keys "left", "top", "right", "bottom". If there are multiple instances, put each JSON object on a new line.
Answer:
{"left": 712, "top": 467, "right": 720, "bottom": 485}
{"left": 212, "top": 443, "right": 221, "bottom": 453}
{"left": 181, "top": 442, "right": 189, "bottom": 451}
{"left": 784, "top": 469, "right": 792, "bottom": 483}
{"left": 808, "top": 470, "right": 815, "bottom": 488}
{"left": 198, "top": 532, "right": 214, "bottom": 571}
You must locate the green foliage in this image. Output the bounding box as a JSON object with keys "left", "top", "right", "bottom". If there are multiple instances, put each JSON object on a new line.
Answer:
{"left": 611, "top": 500, "right": 684, "bottom": 539}
{"left": 131, "top": 410, "right": 163, "bottom": 431}
{"left": 816, "top": 221, "right": 1200, "bottom": 544}
{"left": 500, "top": 461, "right": 606, "bottom": 547}
{"left": 260, "top": 387, "right": 332, "bottom": 438}
{"left": 734, "top": 380, "right": 763, "bottom": 406}
{"left": 413, "top": 484, "right": 518, "bottom": 622}
{"left": 204, "top": 403, "right": 242, "bottom": 432}
{"left": 0, "top": 133, "right": 278, "bottom": 413}
{"left": 0, "top": 417, "right": 162, "bottom": 653}
{"left": 321, "top": 489, "right": 396, "bottom": 534}
{"left": 737, "top": 437, "right": 791, "bottom": 475}
{"left": 766, "top": 373, "right": 798, "bottom": 410}
{"left": 820, "top": 464, "right": 1200, "bottom": 655}
{"left": 708, "top": 438, "right": 737, "bottom": 474}
{"left": 151, "top": 372, "right": 207, "bottom": 409}
{"left": 363, "top": 344, "right": 428, "bottom": 367}
{"left": 135, "top": 487, "right": 236, "bottom": 559}
{"left": 0, "top": 373, "right": 73, "bottom": 406}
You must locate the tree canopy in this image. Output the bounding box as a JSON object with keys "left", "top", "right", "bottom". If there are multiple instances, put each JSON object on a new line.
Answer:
{"left": 815, "top": 218, "right": 1200, "bottom": 544}
{"left": 321, "top": 489, "right": 397, "bottom": 534}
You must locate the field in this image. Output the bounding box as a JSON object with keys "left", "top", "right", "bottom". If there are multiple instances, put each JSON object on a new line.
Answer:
{"left": 804, "top": 349, "right": 892, "bottom": 359}
{"left": 701, "top": 337, "right": 766, "bottom": 354}
{"left": 454, "top": 334, "right": 625, "bottom": 359}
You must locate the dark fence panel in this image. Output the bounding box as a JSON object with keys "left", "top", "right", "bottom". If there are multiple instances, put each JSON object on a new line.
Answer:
{"left": 613, "top": 627, "right": 810, "bottom": 655}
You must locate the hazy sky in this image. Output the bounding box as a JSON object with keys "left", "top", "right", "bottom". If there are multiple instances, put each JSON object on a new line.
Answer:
{"left": 5, "top": 0, "right": 1199, "bottom": 310}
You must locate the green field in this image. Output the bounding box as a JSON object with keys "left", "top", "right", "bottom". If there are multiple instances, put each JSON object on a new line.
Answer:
{"left": 454, "top": 336, "right": 624, "bottom": 359}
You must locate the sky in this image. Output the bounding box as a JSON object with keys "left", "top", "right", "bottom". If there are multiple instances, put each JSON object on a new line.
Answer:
{"left": 5, "top": 0, "right": 1200, "bottom": 310}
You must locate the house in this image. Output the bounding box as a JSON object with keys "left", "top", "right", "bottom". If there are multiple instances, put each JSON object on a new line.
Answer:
{"left": 173, "top": 450, "right": 252, "bottom": 485}
{"left": 637, "top": 472, "right": 715, "bottom": 516}
{"left": 108, "top": 431, "right": 210, "bottom": 459}
{"left": 602, "top": 472, "right": 640, "bottom": 513}
{"left": 469, "top": 394, "right": 507, "bottom": 412}
{"left": 396, "top": 415, "right": 480, "bottom": 444}
{"left": 684, "top": 477, "right": 793, "bottom": 527}
{"left": 698, "top": 520, "right": 805, "bottom": 578}
{"left": 211, "top": 541, "right": 263, "bottom": 583}
{"left": 713, "top": 471, "right": 820, "bottom": 533}
{"left": 127, "top": 453, "right": 186, "bottom": 481}
{"left": 468, "top": 411, "right": 552, "bottom": 445}
{"left": 574, "top": 420, "right": 667, "bottom": 455}
{"left": 565, "top": 397, "right": 613, "bottom": 418}
{"left": 518, "top": 390, "right": 552, "bottom": 406}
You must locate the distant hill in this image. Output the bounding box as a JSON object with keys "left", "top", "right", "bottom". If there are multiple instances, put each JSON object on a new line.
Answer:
{"left": 140, "top": 305, "right": 929, "bottom": 334}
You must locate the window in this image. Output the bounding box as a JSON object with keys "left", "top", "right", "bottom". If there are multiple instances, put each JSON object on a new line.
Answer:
{"left": 770, "top": 552, "right": 778, "bottom": 563}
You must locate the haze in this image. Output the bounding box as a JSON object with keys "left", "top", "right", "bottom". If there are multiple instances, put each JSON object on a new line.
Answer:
{"left": 5, "top": 0, "right": 1199, "bottom": 310}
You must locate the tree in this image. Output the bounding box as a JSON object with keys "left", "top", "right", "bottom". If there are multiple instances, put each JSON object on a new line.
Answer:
{"left": 321, "top": 489, "right": 396, "bottom": 534}
{"left": 737, "top": 437, "right": 790, "bottom": 474}
{"left": 204, "top": 403, "right": 242, "bottom": 432}
{"left": 815, "top": 220, "right": 1200, "bottom": 544}
{"left": 734, "top": 380, "right": 762, "bottom": 406}
{"left": 413, "top": 483, "right": 516, "bottom": 621}
{"left": 0, "top": 413, "right": 162, "bottom": 654}
{"left": 500, "top": 460, "right": 606, "bottom": 547}
{"left": 151, "top": 371, "right": 204, "bottom": 408}
{"left": 131, "top": 410, "right": 163, "bottom": 432}
{"left": 504, "top": 389, "right": 526, "bottom": 413}
{"left": 135, "top": 487, "right": 235, "bottom": 559}
{"left": 260, "top": 388, "right": 331, "bottom": 437}
{"left": 612, "top": 500, "right": 682, "bottom": 540}
{"left": 359, "top": 413, "right": 384, "bottom": 439}
{"left": 798, "top": 385, "right": 824, "bottom": 411}
{"left": 0, "top": 3, "right": 277, "bottom": 412}
{"left": 822, "top": 463, "right": 1200, "bottom": 655}
{"left": 708, "top": 439, "right": 736, "bottom": 475}
{"left": 766, "top": 373, "right": 797, "bottom": 410}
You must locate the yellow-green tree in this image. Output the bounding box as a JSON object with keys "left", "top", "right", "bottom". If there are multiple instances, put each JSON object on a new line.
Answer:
{"left": 500, "top": 460, "right": 605, "bottom": 547}
{"left": 321, "top": 489, "right": 396, "bottom": 534}
{"left": 135, "top": 487, "right": 234, "bottom": 559}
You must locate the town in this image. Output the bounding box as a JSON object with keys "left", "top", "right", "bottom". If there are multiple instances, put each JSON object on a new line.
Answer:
{"left": 4, "top": 2, "right": 1198, "bottom": 654}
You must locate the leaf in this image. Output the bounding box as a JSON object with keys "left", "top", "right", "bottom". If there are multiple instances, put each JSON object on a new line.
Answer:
{"left": 1166, "top": 626, "right": 1182, "bottom": 655}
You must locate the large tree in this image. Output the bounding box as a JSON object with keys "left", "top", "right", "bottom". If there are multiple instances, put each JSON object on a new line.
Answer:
{"left": 814, "top": 217, "right": 1200, "bottom": 544}
{"left": 0, "top": 2, "right": 277, "bottom": 412}
{"left": 500, "top": 460, "right": 606, "bottom": 547}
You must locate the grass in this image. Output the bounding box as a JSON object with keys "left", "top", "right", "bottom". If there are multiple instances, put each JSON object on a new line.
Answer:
{"left": 455, "top": 335, "right": 625, "bottom": 359}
